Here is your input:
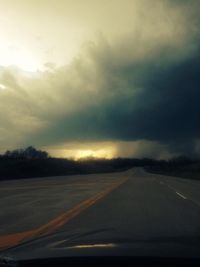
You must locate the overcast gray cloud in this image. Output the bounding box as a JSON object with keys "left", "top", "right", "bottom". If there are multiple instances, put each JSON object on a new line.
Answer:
{"left": 0, "top": 0, "right": 200, "bottom": 158}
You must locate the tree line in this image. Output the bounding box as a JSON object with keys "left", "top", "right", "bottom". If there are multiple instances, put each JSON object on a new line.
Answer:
{"left": 1, "top": 146, "right": 48, "bottom": 160}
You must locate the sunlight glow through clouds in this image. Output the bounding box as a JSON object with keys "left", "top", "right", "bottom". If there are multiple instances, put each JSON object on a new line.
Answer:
{"left": 74, "top": 149, "right": 114, "bottom": 160}
{"left": 45, "top": 141, "right": 173, "bottom": 160}
{"left": 0, "top": 41, "right": 40, "bottom": 72}
{"left": 46, "top": 142, "right": 118, "bottom": 160}
{"left": 0, "top": 84, "right": 6, "bottom": 90}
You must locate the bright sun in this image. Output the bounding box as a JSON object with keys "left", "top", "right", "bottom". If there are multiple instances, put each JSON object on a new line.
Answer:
{"left": 0, "top": 45, "right": 39, "bottom": 72}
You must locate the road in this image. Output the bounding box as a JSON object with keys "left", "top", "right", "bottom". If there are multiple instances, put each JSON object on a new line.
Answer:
{"left": 0, "top": 168, "right": 200, "bottom": 251}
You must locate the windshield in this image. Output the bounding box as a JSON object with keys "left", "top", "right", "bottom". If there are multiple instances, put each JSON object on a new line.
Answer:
{"left": 0, "top": 0, "right": 200, "bottom": 261}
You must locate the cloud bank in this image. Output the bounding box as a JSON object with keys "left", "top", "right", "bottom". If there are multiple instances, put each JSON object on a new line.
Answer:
{"left": 0, "top": 0, "right": 200, "bottom": 158}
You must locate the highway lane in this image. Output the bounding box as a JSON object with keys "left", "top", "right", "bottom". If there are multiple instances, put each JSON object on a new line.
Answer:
{"left": 150, "top": 172, "right": 200, "bottom": 206}
{"left": 0, "top": 171, "right": 130, "bottom": 249}
{"left": 0, "top": 168, "right": 200, "bottom": 252}
{"left": 56, "top": 168, "right": 200, "bottom": 241}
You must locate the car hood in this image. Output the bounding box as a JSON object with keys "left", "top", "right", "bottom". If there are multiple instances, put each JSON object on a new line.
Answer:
{"left": 2, "top": 228, "right": 200, "bottom": 260}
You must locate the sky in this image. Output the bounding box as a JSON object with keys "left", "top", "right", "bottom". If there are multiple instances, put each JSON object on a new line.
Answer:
{"left": 0, "top": 0, "right": 200, "bottom": 159}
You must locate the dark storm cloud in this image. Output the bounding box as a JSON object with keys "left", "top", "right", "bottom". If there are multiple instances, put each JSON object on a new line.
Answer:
{"left": 26, "top": 40, "right": 200, "bottom": 156}
{"left": 1, "top": 0, "right": 200, "bottom": 157}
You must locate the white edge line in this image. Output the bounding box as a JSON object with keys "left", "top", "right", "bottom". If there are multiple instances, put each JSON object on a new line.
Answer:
{"left": 176, "top": 191, "right": 187, "bottom": 200}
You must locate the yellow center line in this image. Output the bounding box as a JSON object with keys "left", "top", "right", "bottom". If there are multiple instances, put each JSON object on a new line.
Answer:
{"left": 0, "top": 177, "right": 128, "bottom": 251}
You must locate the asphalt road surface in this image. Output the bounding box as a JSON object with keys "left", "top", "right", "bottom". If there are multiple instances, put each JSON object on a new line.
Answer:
{"left": 0, "top": 168, "right": 200, "bottom": 251}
